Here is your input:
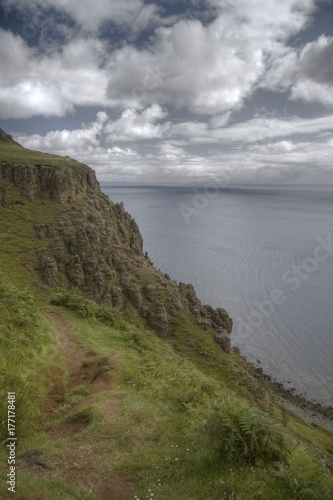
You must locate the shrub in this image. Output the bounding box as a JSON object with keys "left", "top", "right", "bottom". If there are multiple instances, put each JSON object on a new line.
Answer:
{"left": 188, "top": 397, "right": 285, "bottom": 464}
{"left": 50, "top": 289, "right": 127, "bottom": 330}
{"left": 274, "top": 445, "right": 333, "bottom": 499}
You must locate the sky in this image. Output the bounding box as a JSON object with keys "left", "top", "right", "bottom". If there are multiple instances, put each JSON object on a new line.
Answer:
{"left": 0, "top": 0, "right": 333, "bottom": 185}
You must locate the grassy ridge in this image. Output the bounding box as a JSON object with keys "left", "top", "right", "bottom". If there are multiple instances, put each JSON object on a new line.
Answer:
{"left": 0, "top": 137, "right": 83, "bottom": 168}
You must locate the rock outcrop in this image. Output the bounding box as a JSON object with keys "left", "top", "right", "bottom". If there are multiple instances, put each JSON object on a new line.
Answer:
{"left": 0, "top": 162, "right": 99, "bottom": 203}
{"left": 0, "top": 137, "right": 233, "bottom": 351}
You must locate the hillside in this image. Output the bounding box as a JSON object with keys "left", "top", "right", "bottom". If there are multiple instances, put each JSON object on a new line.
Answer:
{"left": 0, "top": 130, "right": 332, "bottom": 499}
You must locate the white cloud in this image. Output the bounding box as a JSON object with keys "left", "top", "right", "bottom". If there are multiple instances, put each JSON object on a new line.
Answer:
{"left": 0, "top": 80, "right": 72, "bottom": 119}
{"left": 290, "top": 79, "right": 333, "bottom": 106}
{"left": 215, "top": 0, "right": 316, "bottom": 37}
{"left": 18, "top": 111, "right": 107, "bottom": 152}
{"left": 0, "top": 30, "right": 108, "bottom": 118}
{"left": 15, "top": 112, "right": 139, "bottom": 179}
{"left": 157, "top": 142, "right": 187, "bottom": 160}
{"left": 259, "top": 44, "right": 298, "bottom": 92}
{"left": 105, "top": 104, "right": 170, "bottom": 141}
{"left": 0, "top": 1, "right": 325, "bottom": 119}
{"left": 103, "top": 0, "right": 319, "bottom": 114}
{"left": 168, "top": 114, "right": 333, "bottom": 144}
{"left": 106, "top": 17, "right": 266, "bottom": 114}
{"left": 261, "top": 34, "right": 333, "bottom": 105}
{"left": 13, "top": 111, "right": 333, "bottom": 185}
{"left": 2, "top": 0, "right": 333, "bottom": 186}
{"left": 99, "top": 107, "right": 333, "bottom": 146}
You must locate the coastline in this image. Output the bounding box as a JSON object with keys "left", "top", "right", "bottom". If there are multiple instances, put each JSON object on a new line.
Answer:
{"left": 249, "top": 358, "right": 333, "bottom": 433}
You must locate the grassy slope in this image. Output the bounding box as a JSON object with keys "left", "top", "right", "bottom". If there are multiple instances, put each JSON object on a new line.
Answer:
{"left": 0, "top": 141, "right": 332, "bottom": 499}
{"left": 0, "top": 138, "right": 84, "bottom": 168}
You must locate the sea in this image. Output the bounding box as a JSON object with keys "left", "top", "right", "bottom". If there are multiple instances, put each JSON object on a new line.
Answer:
{"left": 102, "top": 184, "right": 333, "bottom": 407}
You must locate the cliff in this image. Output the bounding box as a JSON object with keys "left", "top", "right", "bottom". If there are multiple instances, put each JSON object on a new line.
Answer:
{"left": 0, "top": 130, "right": 232, "bottom": 350}
{"left": 1, "top": 130, "right": 332, "bottom": 500}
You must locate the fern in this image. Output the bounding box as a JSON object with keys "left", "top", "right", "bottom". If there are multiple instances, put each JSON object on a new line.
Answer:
{"left": 274, "top": 445, "right": 333, "bottom": 499}
{"left": 188, "top": 397, "right": 285, "bottom": 464}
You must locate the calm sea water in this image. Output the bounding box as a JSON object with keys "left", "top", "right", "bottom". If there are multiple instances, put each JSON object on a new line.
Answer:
{"left": 102, "top": 184, "right": 333, "bottom": 406}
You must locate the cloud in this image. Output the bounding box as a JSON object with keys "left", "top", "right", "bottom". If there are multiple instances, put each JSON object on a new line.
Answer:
{"left": 0, "top": 29, "right": 108, "bottom": 118}
{"left": 2, "top": 0, "right": 333, "bottom": 188}
{"left": 0, "top": 30, "right": 72, "bottom": 118}
{"left": 289, "top": 35, "right": 333, "bottom": 105}
{"left": 0, "top": 80, "right": 73, "bottom": 119}
{"left": 13, "top": 111, "right": 333, "bottom": 185}
{"left": 168, "top": 114, "right": 333, "bottom": 144}
{"left": 105, "top": 104, "right": 170, "bottom": 141}
{"left": 0, "top": 0, "right": 325, "bottom": 119}
{"left": 260, "top": 33, "right": 333, "bottom": 105}
{"left": 2, "top": 0, "right": 161, "bottom": 32}
{"left": 18, "top": 111, "right": 107, "bottom": 152}
{"left": 100, "top": 0, "right": 320, "bottom": 114}
{"left": 105, "top": 15, "right": 266, "bottom": 114}
{"left": 298, "top": 35, "right": 333, "bottom": 85}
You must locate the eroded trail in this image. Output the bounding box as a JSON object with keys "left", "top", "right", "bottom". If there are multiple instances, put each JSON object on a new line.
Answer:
{"left": 48, "top": 311, "right": 86, "bottom": 387}
{"left": 20, "top": 310, "right": 136, "bottom": 500}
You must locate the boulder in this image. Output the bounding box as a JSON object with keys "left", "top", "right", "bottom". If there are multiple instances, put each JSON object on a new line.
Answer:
{"left": 214, "top": 328, "right": 231, "bottom": 353}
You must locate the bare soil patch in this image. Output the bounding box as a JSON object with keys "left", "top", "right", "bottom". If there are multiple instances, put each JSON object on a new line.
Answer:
{"left": 22, "top": 442, "right": 137, "bottom": 500}
{"left": 48, "top": 311, "right": 86, "bottom": 387}
{"left": 49, "top": 412, "right": 91, "bottom": 440}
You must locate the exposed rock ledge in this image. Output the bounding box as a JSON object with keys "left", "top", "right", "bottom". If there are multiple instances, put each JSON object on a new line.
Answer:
{"left": 0, "top": 159, "right": 233, "bottom": 351}
{"left": 0, "top": 162, "right": 99, "bottom": 203}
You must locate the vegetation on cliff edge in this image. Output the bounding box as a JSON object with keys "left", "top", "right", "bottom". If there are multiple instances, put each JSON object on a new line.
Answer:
{"left": 0, "top": 137, "right": 332, "bottom": 499}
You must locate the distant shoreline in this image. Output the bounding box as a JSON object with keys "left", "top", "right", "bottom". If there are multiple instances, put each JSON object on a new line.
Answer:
{"left": 241, "top": 354, "right": 333, "bottom": 432}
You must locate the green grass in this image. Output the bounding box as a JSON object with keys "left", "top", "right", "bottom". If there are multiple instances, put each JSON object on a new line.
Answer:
{"left": 0, "top": 139, "right": 332, "bottom": 498}
{"left": 0, "top": 273, "right": 65, "bottom": 441}
{"left": 0, "top": 178, "right": 69, "bottom": 293}
{"left": 0, "top": 283, "right": 332, "bottom": 499}
{"left": 0, "top": 139, "right": 84, "bottom": 168}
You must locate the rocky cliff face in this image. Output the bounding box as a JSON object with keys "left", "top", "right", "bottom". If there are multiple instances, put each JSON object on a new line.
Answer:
{"left": 0, "top": 162, "right": 99, "bottom": 203}
{"left": 0, "top": 136, "right": 233, "bottom": 351}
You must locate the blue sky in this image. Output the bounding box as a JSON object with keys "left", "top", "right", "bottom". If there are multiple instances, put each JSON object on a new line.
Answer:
{"left": 0, "top": 0, "right": 333, "bottom": 184}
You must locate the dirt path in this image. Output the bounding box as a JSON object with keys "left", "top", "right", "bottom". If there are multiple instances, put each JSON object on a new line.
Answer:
{"left": 48, "top": 311, "right": 86, "bottom": 387}
{"left": 22, "top": 310, "right": 137, "bottom": 500}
